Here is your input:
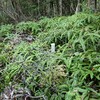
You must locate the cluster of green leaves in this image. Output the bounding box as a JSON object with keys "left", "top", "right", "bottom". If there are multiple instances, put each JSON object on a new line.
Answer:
{"left": 0, "top": 24, "right": 14, "bottom": 37}
{"left": 16, "top": 21, "right": 40, "bottom": 35}
{"left": 0, "top": 13, "right": 100, "bottom": 100}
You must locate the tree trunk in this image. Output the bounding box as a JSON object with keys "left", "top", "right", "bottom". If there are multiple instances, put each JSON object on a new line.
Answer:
{"left": 75, "top": 0, "right": 82, "bottom": 14}
{"left": 53, "top": 1, "right": 58, "bottom": 16}
{"left": 88, "top": 0, "right": 91, "bottom": 9}
{"left": 94, "top": 0, "right": 97, "bottom": 12}
{"left": 46, "top": 0, "right": 50, "bottom": 16}
{"left": 37, "top": 0, "right": 40, "bottom": 16}
{"left": 59, "top": 0, "right": 62, "bottom": 16}
{"left": 0, "top": 0, "right": 18, "bottom": 22}
{"left": 88, "top": 0, "right": 97, "bottom": 12}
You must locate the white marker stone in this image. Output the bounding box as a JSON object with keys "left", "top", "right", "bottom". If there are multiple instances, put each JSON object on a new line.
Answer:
{"left": 51, "top": 43, "right": 55, "bottom": 53}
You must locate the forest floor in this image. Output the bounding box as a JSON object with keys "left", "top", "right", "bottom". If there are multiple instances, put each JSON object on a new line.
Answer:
{"left": 0, "top": 13, "right": 100, "bottom": 100}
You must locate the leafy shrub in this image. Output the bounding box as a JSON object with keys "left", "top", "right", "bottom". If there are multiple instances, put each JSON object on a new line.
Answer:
{"left": 38, "top": 13, "right": 100, "bottom": 51}
{"left": 16, "top": 21, "right": 40, "bottom": 35}
{"left": 0, "top": 24, "right": 14, "bottom": 37}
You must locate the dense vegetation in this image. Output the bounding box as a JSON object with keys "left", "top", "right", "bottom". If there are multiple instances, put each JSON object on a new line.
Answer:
{"left": 0, "top": 13, "right": 100, "bottom": 99}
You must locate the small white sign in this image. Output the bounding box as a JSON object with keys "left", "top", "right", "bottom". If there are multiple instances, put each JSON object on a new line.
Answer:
{"left": 51, "top": 43, "right": 55, "bottom": 53}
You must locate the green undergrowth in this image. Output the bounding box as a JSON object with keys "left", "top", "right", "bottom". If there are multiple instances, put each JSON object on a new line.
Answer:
{"left": 0, "top": 13, "right": 100, "bottom": 100}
